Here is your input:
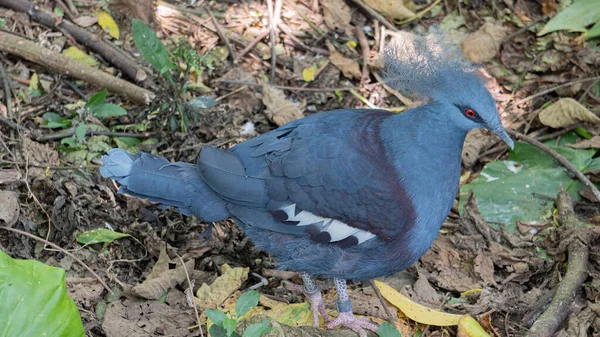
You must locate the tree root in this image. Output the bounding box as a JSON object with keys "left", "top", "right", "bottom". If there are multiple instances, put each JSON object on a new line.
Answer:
{"left": 525, "top": 188, "right": 590, "bottom": 337}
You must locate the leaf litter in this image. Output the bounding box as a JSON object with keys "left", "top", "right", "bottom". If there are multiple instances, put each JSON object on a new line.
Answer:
{"left": 1, "top": 0, "right": 600, "bottom": 336}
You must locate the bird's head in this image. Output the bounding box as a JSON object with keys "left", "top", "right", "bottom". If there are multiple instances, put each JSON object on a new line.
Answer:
{"left": 380, "top": 30, "right": 513, "bottom": 148}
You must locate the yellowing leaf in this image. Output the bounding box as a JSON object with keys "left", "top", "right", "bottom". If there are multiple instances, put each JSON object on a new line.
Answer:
{"left": 302, "top": 66, "right": 316, "bottom": 82}
{"left": 259, "top": 295, "right": 316, "bottom": 326}
{"left": 29, "top": 73, "right": 39, "bottom": 90}
{"left": 457, "top": 315, "right": 491, "bottom": 337}
{"left": 63, "top": 46, "right": 98, "bottom": 67}
{"left": 374, "top": 280, "right": 463, "bottom": 326}
{"left": 538, "top": 98, "right": 600, "bottom": 128}
{"left": 95, "top": 10, "right": 120, "bottom": 39}
{"left": 195, "top": 264, "right": 249, "bottom": 309}
{"left": 346, "top": 40, "right": 358, "bottom": 48}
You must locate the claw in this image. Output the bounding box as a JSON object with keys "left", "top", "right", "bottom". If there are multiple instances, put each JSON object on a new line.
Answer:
{"left": 283, "top": 280, "right": 331, "bottom": 327}
{"left": 325, "top": 312, "right": 379, "bottom": 337}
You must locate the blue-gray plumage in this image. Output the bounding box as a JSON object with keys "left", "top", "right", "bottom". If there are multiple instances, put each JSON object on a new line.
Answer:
{"left": 100, "top": 31, "right": 513, "bottom": 336}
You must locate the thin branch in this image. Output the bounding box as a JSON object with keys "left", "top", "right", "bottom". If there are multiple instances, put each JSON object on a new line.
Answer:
{"left": 507, "top": 130, "right": 600, "bottom": 202}
{"left": 217, "top": 80, "right": 357, "bottom": 92}
{"left": 511, "top": 76, "right": 600, "bottom": 106}
{"left": 37, "top": 129, "right": 157, "bottom": 142}
{"left": 234, "top": 30, "right": 270, "bottom": 63}
{"left": 0, "top": 57, "right": 12, "bottom": 119}
{"left": 355, "top": 24, "right": 371, "bottom": 84}
{"left": 396, "top": 0, "right": 443, "bottom": 25}
{"left": 346, "top": 0, "right": 399, "bottom": 32}
{"left": 208, "top": 9, "right": 236, "bottom": 61}
{"left": 0, "top": 226, "right": 114, "bottom": 294}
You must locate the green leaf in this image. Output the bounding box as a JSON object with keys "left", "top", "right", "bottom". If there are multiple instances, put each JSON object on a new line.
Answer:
{"left": 42, "top": 112, "right": 72, "bottom": 129}
{"left": 90, "top": 103, "right": 127, "bottom": 118}
{"left": 210, "top": 324, "right": 229, "bottom": 337}
{"left": 76, "top": 228, "right": 130, "bottom": 244}
{"left": 75, "top": 123, "right": 87, "bottom": 143}
{"left": 378, "top": 321, "right": 402, "bottom": 337}
{"left": 587, "top": 20, "right": 600, "bottom": 39}
{"left": 460, "top": 138, "right": 599, "bottom": 231}
{"left": 86, "top": 89, "right": 108, "bottom": 108}
{"left": 236, "top": 290, "right": 260, "bottom": 318}
{"left": 132, "top": 19, "right": 176, "bottom": 78}
{"left": 186, "top": 96, "right": 219, "bottom": 111}
{"left": 539, "top": 0, "right": 600, "bottom": 35}
{"left": 223, "top": 317, "right": 237, "bottom": 337}
{"left": 0, "top": 250, "right": 85, "bottom": 337}
{"left": 53, "top": 6, "right": 64, "bottom": 17}
{"left": 0, "top": 18, "right": 6, "bottom": 29}
{"left": 206, "top": 308, "right": 228, "bottom": 326}
{"left": 242, "top": 319, "right": 271, "bottom": 337}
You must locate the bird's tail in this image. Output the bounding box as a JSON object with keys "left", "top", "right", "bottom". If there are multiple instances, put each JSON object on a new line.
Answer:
{"left": 99, "top": 149, "right": 230, "bottom": 221}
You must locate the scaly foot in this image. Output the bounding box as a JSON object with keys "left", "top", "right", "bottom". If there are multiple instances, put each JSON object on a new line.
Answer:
{"left": 325, "top": 312, "right": 378, "bottom": 337}
{"left": 283, "top": 280, "right": 331, "bottom": 327}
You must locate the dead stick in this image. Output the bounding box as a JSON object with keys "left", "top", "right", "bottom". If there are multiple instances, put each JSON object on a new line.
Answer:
{"left": 525, "top": 188, "right": 589, "bottom": 337}
{"left": 234, "top": 30, "right": 269, "bottom": 63}
{"left": 0, "top": 31, "right": 155, "bottom": 106}
{"left": 507, "top": 129, "right": 600, "bottom": 202}
{"left": 346, "top": 0, "right": 399, "bottom": 32}
{"left": 0, "top": 0, "right": 146, "bottom": 81}
{"left": 36, "top": 129, "right": 157, "bottom": 141}
{"left": 0, "top": 226, "right": 114, "bottom": 294}
{"left": 354, "top": 25, "right": 370, "bottom": 84}
{"left": 208, "top": 9, "right": 236, "bottom": 61}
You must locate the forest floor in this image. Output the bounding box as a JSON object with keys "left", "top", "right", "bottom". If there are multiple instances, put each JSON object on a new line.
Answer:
{"left": 1, "top": 0, "right": 600, "bottom": 336}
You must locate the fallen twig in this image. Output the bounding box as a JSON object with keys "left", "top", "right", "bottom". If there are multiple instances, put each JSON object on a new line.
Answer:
{"left": 346, "top": 0, "right": 399, "bottom": 32}
{"left": 0, "top": 226, "right": 114, "bottom": 295}
{"left": 208, "top": 9, "right": 236, "bottom": 61}
{"left": 0, "top": 57, "right": 12, "bottom": 118}
{"left": 526, "top": 188, "right": 590, "bottom": 337}
{"left": 507, "top": 130, "right": 600, "bottom": 202}
{"left": 234, "top": 30, "right": 270, "bottom": 63}
{"left": 355, "top": 24, "right": 371, "bottom": 84}
{"left": 37, "top": 129, "right": 157, "bottom": 141}
{"left": 0, "top": 31, "right": 155, "bottom": 106}
{"left": 511, "top": 76, "right": 600, "bottom": 107}
{"left": 396, "top": 0, "right": 443, "bottom": 25}
{"left": 0, "top": 0, "right": 147, "bottom": 81}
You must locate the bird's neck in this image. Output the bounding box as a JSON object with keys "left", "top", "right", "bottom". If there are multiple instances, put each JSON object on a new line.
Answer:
{"left": 379, "top": 102, "right": 468, "bottom": 266}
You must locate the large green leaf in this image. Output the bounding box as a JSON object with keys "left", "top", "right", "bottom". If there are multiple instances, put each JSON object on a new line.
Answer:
{"left": 235, "top": 290, "right": 260, "bottom": 318}
{"left": 460, "top": 135, "right": 598, "bottom": 232}
{"left": 539, "top": 0, "right": 600, "bottom": 36}
{"left": 132, "top": 19, "right": 176, "bottom": 78}
{"left": 0, "top": 250, "right": 84, "bottom": 337}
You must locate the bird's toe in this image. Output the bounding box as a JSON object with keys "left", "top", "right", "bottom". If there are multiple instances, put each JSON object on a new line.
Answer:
{"left": 325, "top": 312, "right": 378, "bottom": 336}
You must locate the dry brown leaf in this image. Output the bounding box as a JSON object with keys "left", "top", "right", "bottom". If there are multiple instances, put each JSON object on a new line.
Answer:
{"left": 413, "top": 271, "right": 442, "bottom": 305}
{"left": 461, "top": 22, "right": 508, "bottom": 62}
{"left": 565, "top": 135, "right": 600, "bottom": 149}
{"left": 462, "top": 129, "right": 497, "bottom": 168}
{"left": 0, "top": 191, "right": 19, "bottom": 227}
{"left": 262, "top": 85, "right": 304, "bottom": 126}
{"left": 131, "top": 258, "right": 195, "bottom": 299}
{"left": 73, "top": 16, "right": 98, "bottom": 27}
{"left": 539, "top": 98, "right": 600, "bottom": 128}
{"left": 474, "top": 253, "right": 496, "bottom": 286}
{"left": 326, "top": 41, "right": 361, "bottom": 80}
{"left": 363, "top": 0, "right": 416, "bottom": 20}
{"left": 195, "top": 264, "right": 249, "bottom": 309}
{"left": 321, "top": 0, "right": 353, "bottom": 33}
{"left": 0, "top": 169, "right": 21, "bottom": 184}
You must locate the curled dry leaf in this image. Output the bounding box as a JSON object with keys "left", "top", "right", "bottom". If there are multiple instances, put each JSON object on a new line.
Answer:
{"left": 262, "top": 85, "right": 304, "bottom": 126}
{"left": 566, "top": 135, "right": 600, "bottom": 149}
{"left": 362, "top": 0, "right": 416, "bottom": 20}
{"left": 461, "top": 22, "right": 509, "bottom": 62}
{"left": 0, "top": 191, "right": 19, "bottom": 227}
{"left": 538, "top": 98, "right": 600, "bottom": 128}
{"left": 326, "top": 41, "right": 362, "bottom": 80}
{"left": 132, "top": 257, "right": 195, "bottom": 299}
{"left": 321, "top": 0, "right": 353, "bottom": 33}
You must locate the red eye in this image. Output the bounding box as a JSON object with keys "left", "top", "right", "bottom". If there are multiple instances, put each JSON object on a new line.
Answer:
{"left": 465, "top": 109, "right": 477, "bottom": 118}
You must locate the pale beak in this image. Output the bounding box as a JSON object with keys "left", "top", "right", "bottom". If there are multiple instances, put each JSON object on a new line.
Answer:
{"left": 492, "top": 126, "right": 514, "bottom": 149}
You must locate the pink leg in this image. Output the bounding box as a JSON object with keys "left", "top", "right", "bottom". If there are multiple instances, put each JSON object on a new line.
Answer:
{"left": 326, "top": 278, "right": 378, "bottom": 337}
{"left": 283, "top": 274, "right": 331, "bottom": 327}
